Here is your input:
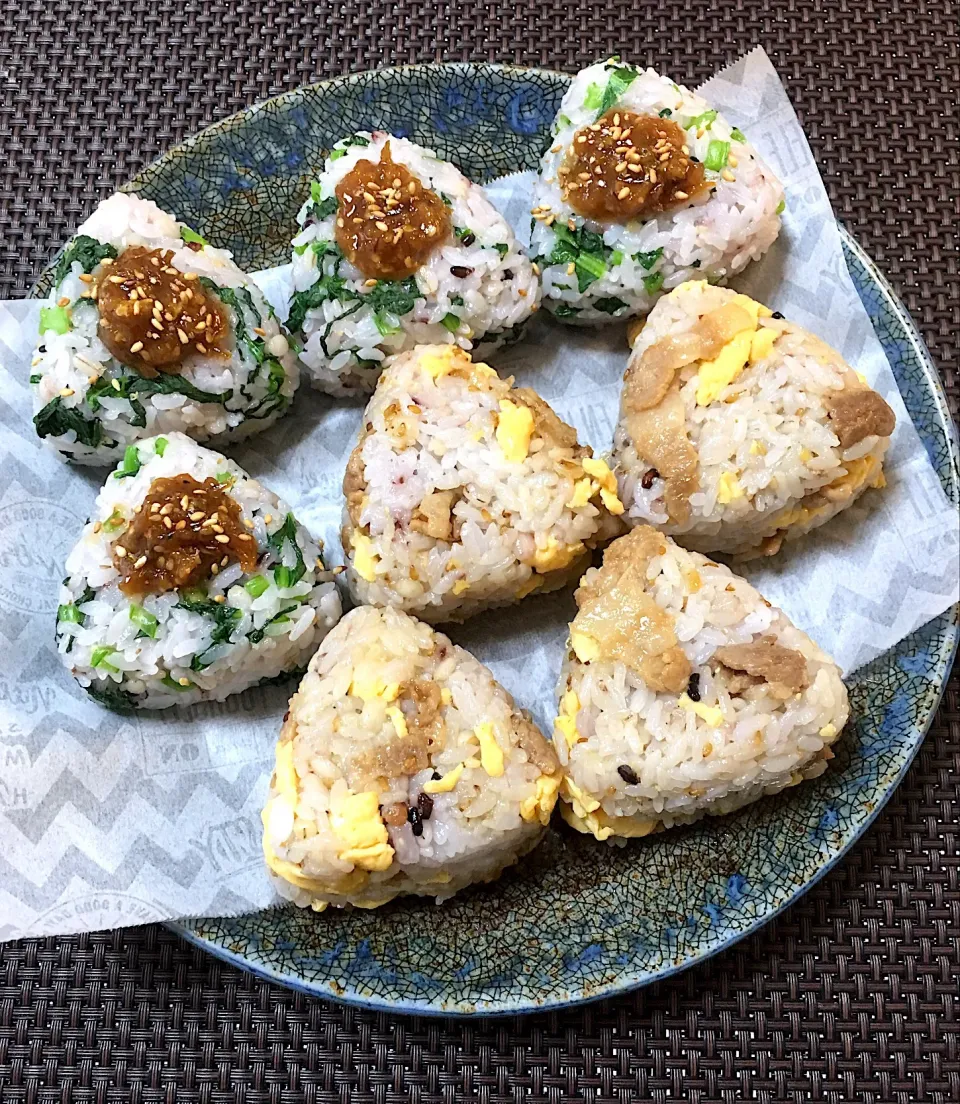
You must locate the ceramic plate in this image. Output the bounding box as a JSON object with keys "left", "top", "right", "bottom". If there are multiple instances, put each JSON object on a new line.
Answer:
{"left": 76, "top": 64, "right": 956, "bottom": 1015}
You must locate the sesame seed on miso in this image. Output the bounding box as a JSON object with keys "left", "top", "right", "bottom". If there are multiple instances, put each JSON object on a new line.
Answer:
{"left": 97, "top": 246, "right": 229, "bottom": 377}
{"left": 113, "top": 474, "right": 257, "bottom": 597}
{"left": 334, "top": 142, "right": 451, "bottom": 280}
{"left": 558, "top": 110, "right": 708, "bottom": 222}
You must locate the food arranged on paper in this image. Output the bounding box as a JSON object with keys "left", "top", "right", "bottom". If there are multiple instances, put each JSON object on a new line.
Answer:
{"left": 30, "top": 56, "right": 941, "bottom": 918}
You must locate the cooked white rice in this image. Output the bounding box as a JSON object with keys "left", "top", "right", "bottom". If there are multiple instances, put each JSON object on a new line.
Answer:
{"left": 340, "top": 344, "right": 623, "bottom": 623}
{"left": 612, "top": 282, "right": 897, "bottom": 557}
{"left": 290, "top": 131, "right": 540, "bottom": 395}
{"left": 32, "top": 193, "right": 300, "bottom": 466}
{"left": 531, "top": 61, "right": 783, "bottom": 323}
{"left": 56, "top": 432, "right": 341, "bottom": 709}
{"left": 554, "top": 526, "right": 849, "bottom": 841}
{"left": 263, "top": 605, "right": 561, "bottom": 910}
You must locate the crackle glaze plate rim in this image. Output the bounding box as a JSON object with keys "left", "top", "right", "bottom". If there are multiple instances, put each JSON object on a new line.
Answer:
{"left": 87, "top": 62, "right": 956, "bottom": 1015}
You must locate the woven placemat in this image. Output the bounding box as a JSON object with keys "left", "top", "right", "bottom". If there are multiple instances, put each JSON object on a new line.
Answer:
{"left": 1, "top": 1, "right": 957, "bottom": 1100}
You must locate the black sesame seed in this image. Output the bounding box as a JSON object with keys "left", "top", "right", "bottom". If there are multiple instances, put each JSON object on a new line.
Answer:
{"left": 431, "top": 771, "right": 441, "bottom": 781}
{"left": 460, "top": 232, "right": 476, "bottom": 246}
{"left": 617, "top": 764, "right": 639, "bottom": 785}
{"left": 771, "top": 311, "right": 784, "bottom": 319}
{"left": 641, "top": 467, "right": 660, "bottom": 489}
{"left": 450, "top": 265, "right": 473, "bottom": 278}
{"left": 407, "top": 807, "right": 423, "bottom": 836}
{"left": 502, "top": 269, "right": 514, "bottom": 280}
{"left": 687, "top": 673, "right": 701, "bottom": 702}
{"left": 417, "top": 791, "right": 434, "bottom": 820}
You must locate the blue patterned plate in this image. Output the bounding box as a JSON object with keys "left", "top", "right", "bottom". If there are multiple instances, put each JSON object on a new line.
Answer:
{"left": 113, "top": 64, "right": 958, "bottom": 1015}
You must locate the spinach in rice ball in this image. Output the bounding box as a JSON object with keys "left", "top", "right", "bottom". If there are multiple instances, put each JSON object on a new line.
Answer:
{"left": 56, "top": 432, "right": 341, "bottom": 710}
{"left": 31, "top": 193, "right": 299, "bottom": 466}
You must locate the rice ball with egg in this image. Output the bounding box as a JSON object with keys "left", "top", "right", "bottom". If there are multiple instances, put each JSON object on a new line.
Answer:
{"left": 611, "top": 282, "right": 896, "bottom": 557}
{"left": 553, "top": 526, "right": 849, "bottom": 841}
{"left": 341, "top": 344, "right": 623, "bottom": 623}
{"left": 262, "top": 605, "right": 561, "bottom": 910}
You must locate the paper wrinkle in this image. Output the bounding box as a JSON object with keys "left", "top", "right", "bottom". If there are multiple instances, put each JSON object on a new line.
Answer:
{"left": 0, "top": 49, "right": 956, "bottom": 941}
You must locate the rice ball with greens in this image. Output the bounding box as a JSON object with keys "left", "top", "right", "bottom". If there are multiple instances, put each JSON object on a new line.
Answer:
{"left": 288, "top": 131, "right": 540, "bottom": 395}
{"left": 611, "top": 282, "right": 896, "bottom": 557}
{"left": 263, "top": 605, "right": 561, "bottom": 910}
{"left": 553, "top": 526, "right": 848, "bottom": 842}
{"left": 341, "top": 344, "right": 623, "bottom": 623}
{"left": 531, "top": 60, "right": 784, "bottom": 324}
{"left": 31, "top": 192, "right": 299, "bottom": 466}
{"left": 56, "top": 432, "right": 341, "bottom": 710}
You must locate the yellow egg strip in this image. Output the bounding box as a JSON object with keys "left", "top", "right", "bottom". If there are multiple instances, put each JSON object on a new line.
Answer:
{"left": 423, "top": 762, "right": 464, "bottom": 793}
{"left": 350, "top": 532, "right": 379, "bottom": 582}
{"left": 677, "top": 692, "right": 724, "bottom": 727}
{"left": 473, "top": 721, "right": 504, "bottom": 777}
{"left": 571, "top": 630, "right": 600, "bottom": 663}
{"left": 495, "top": 399, "right": 534, "bottom": 463}
{"left": 519, "top": 774, "right": 561, "bottom": 824}
{"left": 581, "top": 456, "right": 625, "bottom": 515}
{"left": 386, "top": 706, "right": 408, "bottom": 740}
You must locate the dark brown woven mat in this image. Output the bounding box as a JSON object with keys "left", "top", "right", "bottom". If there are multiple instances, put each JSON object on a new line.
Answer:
{"left": 1, "top": 1, "right": 958, "bottom": 1100}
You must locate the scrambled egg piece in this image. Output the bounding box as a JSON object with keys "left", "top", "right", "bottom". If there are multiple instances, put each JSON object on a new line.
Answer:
{"left": 819, "top": 723, "right": 838, "bottom": 739}
{"left": 423, "top": 762, "right": 464, "bottom": 793}
{"left": 571, "top": 630, "right": 600, "bottom": 663}
{"left": 696, "top": 329, "right": 754, "bottom": 406}
{"left": 496, "top": 399, "right": 535, "bottom": 463}
{"left": 731, "top": 293, "right": 769, "bottom": 325}
{"left": 553, "top": 689, "right": 581, "bottom": 750}
{"left": 716, "top": 471, "right": 744, "bottom": 504}
{"left": 749, "top": 440, "right": 767, "bottom": 456}
{"left": 566, "top": 476, "right": 595, "bottom": 509}
{"left": 581, "top": 456, "right": 624, "bottom": 514}
{"left": 532, "top": 536, "right": 584, "bottom": 573}
{"left": 519, "top": 774, "right": 561, "bottom": 824}
{"left": 695, "top": 293, "right": 776, "bottom": 405}
{"left": 749, "top": 326, "right": 777, "bottom": 364}
{"left": 386, "top": 706, "right": 408, "bottom": 740}
{"left": 452, "top": 579, "right": 470, "bottom": 595}
{"left": 678, "top": 692, "right": 724, "bottom": 727}
{"left": 560, "top": 775, "right": 600, "bottom": 818}
{"left": 561, "top": 803, "right": 660, "bottom": 841}
{"left": 350, "top": 533, "right": 379, "bottom": 582}
{"left": 554, "top": 715, "right": 578, "bottom": 749}
{"left": 330, "top": 790, "right": 394, "bottom": 871}
{"left": 261, "top": 741, "right": 373, "bottom": 892}
{"left": 473, "top": 721, "right": 504, "bottom": 777}
{"left": 440, "top": 687, "right": 453, "bottom": 705}
{"left": 515, "top": 573, "right": 543, "bottom": 599}
{"left": 350, "top": 672, "right": 399, "bottom": 703}
{"left": 420, "top": 346, "right": 470, "bottom": 379}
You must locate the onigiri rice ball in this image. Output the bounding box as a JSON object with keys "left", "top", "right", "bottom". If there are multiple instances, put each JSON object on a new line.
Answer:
{"left": 289, "top": 131, "right": 540, "bottom": 395}
{"left": 262, "top": 605, "right": 561, "bottom": 910}
{"left": 56, "top": 432, "right": 341, "bottom": 709}
{"left": 611, "top": 282, "right": 896, "bottom": 557}
{"left": 553, "top": 526, "right": 849, "bottom": 841}
{"left": 32, "top": 193, "right": 299, "bottom": 465}
{"left": 340, "top": 344, "right": 623, "bottom": 623}
{"left": 531, "top": 60, "right": 784, "bottom": 324}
